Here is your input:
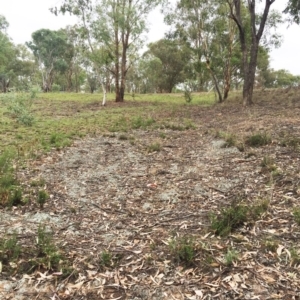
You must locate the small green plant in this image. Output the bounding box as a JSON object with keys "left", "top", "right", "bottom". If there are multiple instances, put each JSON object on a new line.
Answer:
{"left": 245, "top": 132, "right": 271, "bottom": 147}
{"left": 210, "top": 204, "right": 248, "bottom": 236}
{"left": 0, "top": 150, "right": 21, "bottom": 207}
{"left": 183, "top": 89, "right": 193, "bottom": 103}
{"left": 37, "top": 190, "right": 49, "bottom": 208}
{"left": 50, "top": 133, "right": 71, "bottom": 149}
{"left": 261, "top": 156, "right": 277, "bottom": 172}
{"left": 30, "top": 178, "right": 46, "bottom": 187}
{"left": 210, "top": 199, "right": 269, "bottom": 236}
{"left": 9, "top": 188, "right": 23, "bottom": 206}
{"left": 131, "top": 116, "right": 155, "bottom": 129}
{"left": 293, "top": 208, "right": 300, "bottom": 225}
{"left": 36, "top": 225, "right": 61, "bottom": 269}
{"left": 169, "top": 237, "right": 196, "bottom": 266}
{"left": 159, "top": 132, "right": 166, "bottom": 139}
{"left": 263, "top": 238, "right": 279, "bottom": 253}
{"left": 118, "top": 134, "right": 128, "bottom": 140}
{"left": 290, "top": 248, "right": 300, "bottom": 266}
{"left": 216, "top": 131, "right": 236, "bottom": 147}
{"left": 99, "top": 251, "right": 112, "bottom": 267}
{"left": 147, "top": 142, "right": 161, "bottom": 152}
{"left": 0, "top": 233, "right": 21, "bottom": 263}
{"left": 224, "top": 249, "right": 238, "bottom": 266}
{"left": 2, "top": 92, "right": 35, "bottom": 126}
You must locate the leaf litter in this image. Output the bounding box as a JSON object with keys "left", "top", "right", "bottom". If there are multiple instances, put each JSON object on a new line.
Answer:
{"left": 1, "top": 90, "right": 300, "bottom": 299}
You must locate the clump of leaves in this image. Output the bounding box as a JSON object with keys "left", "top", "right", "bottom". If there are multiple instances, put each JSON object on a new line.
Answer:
{"left": 147, "top": 142, "right": 161, "bottom": 152}
{"left": 245, "top": 132, "right": 271, "bottom": 147}
{"left": 169, "top": 237, "right": 196, "bottom": 266}
{"left": 293, "top": 208, "right": 300, "bottom": 225}
{"left": 224, "top": 249, "right": 238, "bottom": 266}
{"left": 210, "top": 199, "right": 269, "bottom": 236}
{"left": 37, "top": 190, "right": 49, "bottom": 208}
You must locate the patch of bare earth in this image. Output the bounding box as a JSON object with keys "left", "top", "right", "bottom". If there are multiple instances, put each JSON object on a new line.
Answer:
{"left": 1, "top": 90, "right": 300, "bottom": 299}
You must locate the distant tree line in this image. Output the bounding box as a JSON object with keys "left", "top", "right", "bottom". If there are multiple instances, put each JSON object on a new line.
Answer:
{"left": 0, "top": 0, "right": 299, "bottom": 106}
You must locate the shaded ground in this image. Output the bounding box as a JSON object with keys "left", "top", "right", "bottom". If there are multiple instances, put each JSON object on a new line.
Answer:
{"left": 1, "top": 89, "right": 300, "bottom": 299}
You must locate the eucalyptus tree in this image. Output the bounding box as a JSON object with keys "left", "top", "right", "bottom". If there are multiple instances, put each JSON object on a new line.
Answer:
{"left": 284, "top": 0, "right": 300, "bottom": 23}
{"left": 225, "top": 0, "right": 285, "bottom": 105}
{"left": 165, "top": 0, "right": 240, "bottom": 102}
{"left": 52, "top": 0, "right": 164, "bottom": 102}
{"left": 26, "top": 29, "right": 70, "bottom": 92}
{"left": 144, "top": 38, "right": 191, "bottom": 93}
{"left": 0, "top": 15, "right": 16, "bottom": 92}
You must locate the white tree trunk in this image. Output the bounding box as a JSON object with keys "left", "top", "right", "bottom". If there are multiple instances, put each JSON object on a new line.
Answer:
{"left": 101, "top": 81, "right": 107, "bottom": 106}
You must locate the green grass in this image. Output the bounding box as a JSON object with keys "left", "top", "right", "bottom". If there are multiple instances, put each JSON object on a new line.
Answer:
{"left": 0, "top": 91, "right": 214, "bottom": 159}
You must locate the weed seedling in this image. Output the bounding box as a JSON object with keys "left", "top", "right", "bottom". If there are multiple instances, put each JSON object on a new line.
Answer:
{"left": 147, "top": 142, "right": 161, "bottom": 152}
{"left": 37, "top": 190, "right": 49, "bottom": 208}
{"left": 99, "top": 251, "right": 112, "bottom": 267}
{"left": 293, "top": 208, "right": 300, "bottom": 225}
{"left": 224, "top": 249, "right": 238, "bottom": 266}
{"left": 245, "top": 132, "right": 271, "bottom": 147}
{"left": 169, "top": 237, "right": 196, "bottom": 266}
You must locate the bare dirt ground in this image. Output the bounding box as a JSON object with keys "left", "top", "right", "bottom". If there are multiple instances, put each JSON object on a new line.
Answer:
{"left": 1, "top": 89, "right": 300, "bottom": 299}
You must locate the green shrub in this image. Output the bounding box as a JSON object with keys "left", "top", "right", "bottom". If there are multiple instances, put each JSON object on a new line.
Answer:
{"left": 169, "top": 237, "right": 196, "bottom": 265}
{"left": 1, "top": 92, "right": 35, "bottom": 126}
{"left": 131, "top": 116, "right": 155, "bottom": 129}
{"left": 210, "top": 199, "right": 268, "bottom": 236}
{"left": 0, "top": 233, "right": 21, "bottom": 263}
{"left": 37, "top": 190, "right": 49, "bottom": 208}
{"left": 245, "top": 132, "right": 271, "bottom": 147}
{"left": 147, "top": 142, "right": 161, "bottom": 152}
{"left": 224, "top": 249, "right": 238, "bottom": 266}
{"left": 36, "top": 225, "right": 62, "bottom": 268}
{"left": 293, "top": 208, "right": 300, "bottom": 225}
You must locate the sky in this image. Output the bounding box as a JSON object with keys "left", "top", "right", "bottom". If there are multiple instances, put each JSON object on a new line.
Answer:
{"left": 2, "top": 0, "right": 300, "bottom": 75}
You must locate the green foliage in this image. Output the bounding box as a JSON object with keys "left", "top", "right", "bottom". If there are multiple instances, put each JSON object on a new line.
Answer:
{"left": 9, "top": 188, "right": 23, "bottom": 206}
{"left": 263, "top": 237, "right": 279, "bottom": 253}
{"left": 37, "top": 190, "right": 49, "bottom": 208}
{"left": 0, "top": 233, "right": 21, "bottom": 263}
{"left": 51, "top": 84, "right": 61, "bottom": 92}
{"left": 290, "top": 248, "right": 300, "bottom": 266}
{"left": 210, "top": 199, "right": 269, "bottom": 236}
{"left": 1, "top": 92, "right": 34, "bottom": 126}
{"left": 169, "top": 237, "right": 196, "bottom": 266}
{"left": 217, "top": 131, "right": 236, "bottom": 147}
{"left": 261, "top": 156, "right": 277, "bottom": 172}
{"left": 0, "top": 150, "right": 22, "bottom": 207}
{"left": 147, "top": 142, "right": 161, "bottom": 152}
{"left": 293, "top": 208, "right": 300, "bottom": 225}
{"left": 224, "top": 249, "right": 238, "bottom": 266}
{"left": 99, "top": 251, "right": 112, "bottom": 267}
{"left": 50, "top": 132, "right": 71, "bottom": 149}
{"left": 131, "top": 116, "right": 155, "bottom": 129}
{"left": 36, "top": 225, "right": 62, "bottom": 269}
{"left": 245, "top": 132, "right": 271, "bottom": 147}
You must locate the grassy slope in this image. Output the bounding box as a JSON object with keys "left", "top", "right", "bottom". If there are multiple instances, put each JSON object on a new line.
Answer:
{"left": 0, "top": 91, "right": 216, "bottom": 158}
